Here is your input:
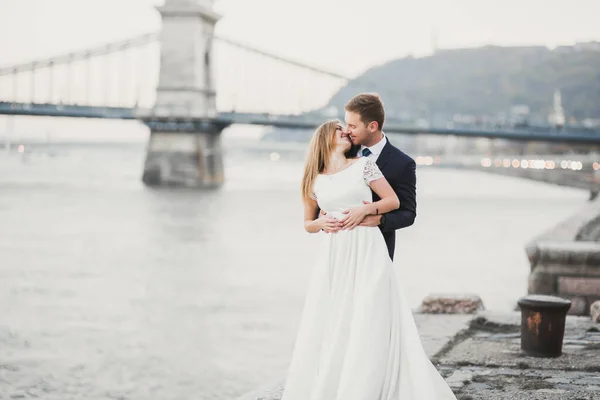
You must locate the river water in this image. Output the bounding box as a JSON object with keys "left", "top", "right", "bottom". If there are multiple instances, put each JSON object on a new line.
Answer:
{"left": 0, "top": 121, "right": 588, "bottom": 399}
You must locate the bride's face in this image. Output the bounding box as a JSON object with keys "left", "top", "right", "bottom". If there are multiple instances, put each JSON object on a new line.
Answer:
{"left": 333, "top": 123, "right": 351, "bottom": 152}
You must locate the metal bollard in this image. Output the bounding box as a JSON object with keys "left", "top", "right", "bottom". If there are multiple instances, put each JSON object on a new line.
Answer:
{"left": 517, "top": 294, "right": 571, "bottom": 358}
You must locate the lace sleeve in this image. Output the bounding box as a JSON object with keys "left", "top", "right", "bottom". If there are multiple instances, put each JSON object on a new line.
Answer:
{"left": 363, "top": 158, "right": 384, "bottom": 185}
{"left": 309, "top": 192, "right": 317, "bottom": 201}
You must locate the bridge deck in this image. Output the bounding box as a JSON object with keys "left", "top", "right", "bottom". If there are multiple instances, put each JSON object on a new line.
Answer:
{"left": 1, "top": 102, "right": 600, "bottom": 144}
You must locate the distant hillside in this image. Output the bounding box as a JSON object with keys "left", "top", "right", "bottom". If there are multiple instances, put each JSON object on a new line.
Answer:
{"left": 327, "top": 45, "right": 600, "bottom": 120}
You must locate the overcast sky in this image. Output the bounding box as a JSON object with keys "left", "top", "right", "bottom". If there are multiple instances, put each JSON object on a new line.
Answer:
{"left": 1, "top": 0, "right": 600, "bottom": 77}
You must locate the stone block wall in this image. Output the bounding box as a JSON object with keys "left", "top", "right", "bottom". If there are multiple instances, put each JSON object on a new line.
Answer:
{"left": 526, "top": 198, "right": 600, "bottom": 316}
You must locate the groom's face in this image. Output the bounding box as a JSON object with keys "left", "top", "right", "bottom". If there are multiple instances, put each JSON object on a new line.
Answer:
{"left": 344, "top": 111, "right": 371, "bottom": 146}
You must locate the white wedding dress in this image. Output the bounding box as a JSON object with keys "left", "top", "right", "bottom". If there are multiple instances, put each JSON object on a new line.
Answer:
{"left": 281, "top": 157, "right": 457, "bottom": 400}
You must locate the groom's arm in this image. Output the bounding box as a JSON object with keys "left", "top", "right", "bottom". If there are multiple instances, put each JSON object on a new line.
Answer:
{"left": 379, "top": 160, "right": 416, "bottom": 232}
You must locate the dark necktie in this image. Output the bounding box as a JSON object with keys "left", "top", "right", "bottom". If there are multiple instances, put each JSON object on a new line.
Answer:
{"left": 361, "top": 148, "right": 372, "bottom": 157}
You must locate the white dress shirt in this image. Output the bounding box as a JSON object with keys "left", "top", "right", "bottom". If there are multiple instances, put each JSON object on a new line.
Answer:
{"left": 358, "top": 133, "right": 387, "bottom": 162}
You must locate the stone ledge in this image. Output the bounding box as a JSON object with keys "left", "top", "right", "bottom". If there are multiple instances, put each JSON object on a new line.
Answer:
{"left": 525, "top": 196, "right": 600, "bottom": 268}
{"left": 526, "top": 196, "right": 600, "bottom": 316}
{"left": 527, "top": 240, "right": 600, "bottom": 269}
{"left": 418, "top": 293, "right": 485, "bottom": 314}
{"left": 558, "top": 276, "right": 600, "bottom": 296}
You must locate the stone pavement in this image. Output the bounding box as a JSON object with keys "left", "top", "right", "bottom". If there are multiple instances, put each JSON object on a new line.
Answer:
{"left": 439, "top": 312, "right": 600, "bottom": 399}
{"left": 236, "top": 312, "right": 600, "bottom": 400}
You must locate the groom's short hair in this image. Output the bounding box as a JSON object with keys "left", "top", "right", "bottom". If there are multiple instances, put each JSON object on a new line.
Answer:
{"left": 345, "top": 93, "right": 385, "bottom": 131}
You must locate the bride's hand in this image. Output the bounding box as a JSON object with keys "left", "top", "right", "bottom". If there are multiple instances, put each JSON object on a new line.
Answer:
{"left": 340, "top": 205, "right": 369, "bottom": 231}
{"left": 318, "top": 212, "right": 343, "bottom": 233}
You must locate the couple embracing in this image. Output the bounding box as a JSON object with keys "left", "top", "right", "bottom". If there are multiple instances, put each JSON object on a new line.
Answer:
{"left": 281, "top": 94, "right": 457, "bottom": 399}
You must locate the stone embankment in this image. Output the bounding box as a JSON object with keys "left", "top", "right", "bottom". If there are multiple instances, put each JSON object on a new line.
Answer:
{"left": 526, "top": 196, "right": 600, "bottom": 316}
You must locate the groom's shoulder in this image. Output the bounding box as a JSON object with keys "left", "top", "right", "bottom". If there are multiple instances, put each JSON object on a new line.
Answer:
{"left": 386, "top": 141, "right": 415, "bottom": 167}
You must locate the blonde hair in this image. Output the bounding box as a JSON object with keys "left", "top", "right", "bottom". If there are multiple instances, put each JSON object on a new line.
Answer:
{"left": 301, "top": 120, "right": 340, "bottom": 201}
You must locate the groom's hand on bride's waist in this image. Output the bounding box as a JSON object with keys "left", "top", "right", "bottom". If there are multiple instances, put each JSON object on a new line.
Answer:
{"left": 359, "top": 215, "right": 382, "bottom": 227}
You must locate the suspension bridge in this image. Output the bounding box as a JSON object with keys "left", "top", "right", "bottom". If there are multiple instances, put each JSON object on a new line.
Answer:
{"left": 1, "top": 0, "right": 599, "bottom": 187}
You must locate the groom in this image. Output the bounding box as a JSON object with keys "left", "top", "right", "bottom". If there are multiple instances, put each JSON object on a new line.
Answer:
{"left": 321, "top": 93, "right": 417, "bottom": 261}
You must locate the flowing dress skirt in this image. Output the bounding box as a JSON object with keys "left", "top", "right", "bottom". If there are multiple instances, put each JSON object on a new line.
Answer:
{"left": 281, "top": 226, "right": 457, "bottom": 400}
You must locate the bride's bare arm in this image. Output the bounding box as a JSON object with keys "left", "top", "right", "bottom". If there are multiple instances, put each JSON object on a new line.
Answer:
{"left": 368, "top": 177, "right": 400, "bottom": 215}
{"left": 304, "top": 198, "right": 342, "bottom": 233}
{"left": 341, "top": 177, "right": 399, "bottom": 231}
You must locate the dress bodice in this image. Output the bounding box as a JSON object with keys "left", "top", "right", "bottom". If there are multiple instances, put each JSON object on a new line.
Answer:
{"left": 312, "top": 157, "right": 383, "bottom": 220}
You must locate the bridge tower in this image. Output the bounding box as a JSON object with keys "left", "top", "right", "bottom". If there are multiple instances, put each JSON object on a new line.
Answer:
{"left": 141, "top": 0, "right": 228, "bottom": 188}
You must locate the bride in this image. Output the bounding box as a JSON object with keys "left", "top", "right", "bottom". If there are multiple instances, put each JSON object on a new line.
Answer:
{"left": 280, "top": 120, "right": 457, "bottom": 400}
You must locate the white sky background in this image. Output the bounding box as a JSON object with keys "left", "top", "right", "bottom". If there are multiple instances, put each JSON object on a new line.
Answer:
{"left": 1, "top": 0, "right": 600, "bottom": 78}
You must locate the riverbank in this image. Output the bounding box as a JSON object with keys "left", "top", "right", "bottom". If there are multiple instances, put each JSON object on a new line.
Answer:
{"left": 236, "top": 311, "right": 600, "bottom": 400}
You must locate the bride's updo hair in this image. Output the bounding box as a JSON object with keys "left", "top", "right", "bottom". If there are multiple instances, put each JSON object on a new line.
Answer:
{"left": 301, "top": 120, "right": 339, "bottom": 201}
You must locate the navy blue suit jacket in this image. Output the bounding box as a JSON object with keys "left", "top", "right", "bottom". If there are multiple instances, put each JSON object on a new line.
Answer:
{"left": 370, "top": 139, "right": 417, "bottom": 260}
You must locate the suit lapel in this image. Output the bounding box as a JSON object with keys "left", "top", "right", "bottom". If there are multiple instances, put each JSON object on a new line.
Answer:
{"left": 376, "top": 139, "right": 393, "bottom": 172}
